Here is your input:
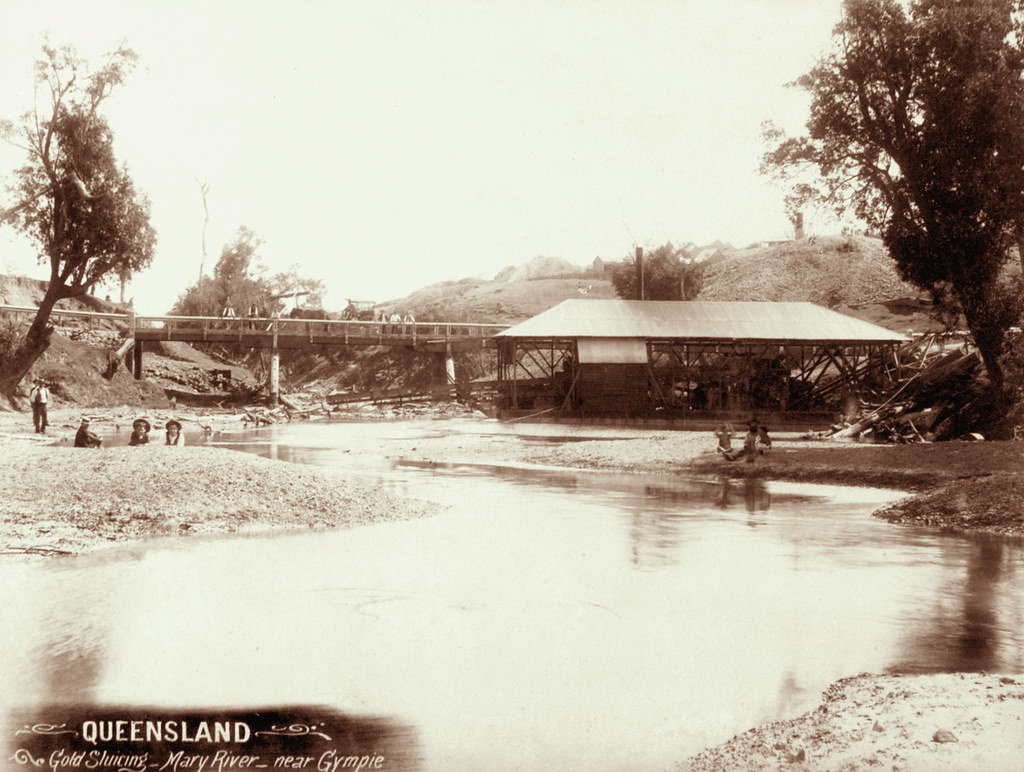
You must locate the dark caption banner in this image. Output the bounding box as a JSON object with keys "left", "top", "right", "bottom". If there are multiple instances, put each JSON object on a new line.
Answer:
{"left": 4, "top": 707, "right": 419, "bottom": 772}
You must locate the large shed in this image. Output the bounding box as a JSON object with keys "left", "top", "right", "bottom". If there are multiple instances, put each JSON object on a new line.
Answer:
{"left": 495, "top": 299, "right": 906, "bottom": 419}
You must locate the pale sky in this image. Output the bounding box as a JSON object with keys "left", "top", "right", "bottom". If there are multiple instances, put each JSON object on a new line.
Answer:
{"left": 0, "top": 0, "right": 843, "bottom": 314}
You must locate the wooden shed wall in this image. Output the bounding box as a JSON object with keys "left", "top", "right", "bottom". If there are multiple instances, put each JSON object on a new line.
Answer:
{"left": 578, "top": 363, "right": 648, "bottom": 414}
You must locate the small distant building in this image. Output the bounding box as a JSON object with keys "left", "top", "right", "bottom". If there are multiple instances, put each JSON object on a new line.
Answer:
{"left": 495, "top": 299, "right": 906, "bottom": 421}
{"left": 691, "top": 247, "right": 722, "bottom": 263}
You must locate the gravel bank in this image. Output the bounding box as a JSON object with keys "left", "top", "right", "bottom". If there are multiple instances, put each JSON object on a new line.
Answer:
{"left": 0, "top": 422, "right": 439, "bottom": 557}
{"left": 678, "top": 673, "right": 1024, "bottom": 771}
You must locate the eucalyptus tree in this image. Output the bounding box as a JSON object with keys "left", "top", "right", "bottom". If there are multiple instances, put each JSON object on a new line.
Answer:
{"left": 0, "top": 42, "right": 156, "bottom": 395}
{"left": 763, "top": 0, "right": 1024, "bottom": 400}
{"left": 173, "top": 227, "right": 326, "bottom": 318}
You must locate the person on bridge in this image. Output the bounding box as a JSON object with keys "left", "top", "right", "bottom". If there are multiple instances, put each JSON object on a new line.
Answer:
{"left": 74, "top": 417, "right": 102, "bottom": 448}
{"left": 403, "top": 311, "right": 415, "bottom": 333}
{"left": 389, "top": 311, "right": 401, "bottom": 334}
{"left": 129, "top": 418, "right": 151, "bottom": 445}
{"left": 266, "top": 307, "right": 280, "bottom": 332}
{"left": 221, "top": 302, "right": 236, "bottom": 318}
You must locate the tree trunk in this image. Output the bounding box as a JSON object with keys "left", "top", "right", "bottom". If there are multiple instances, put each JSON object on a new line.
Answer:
{"left": 961, "top": 304, "right": 1008, "bottom": 407}
{"left": 0, "top": 287, "right": 60, "bottom": 397}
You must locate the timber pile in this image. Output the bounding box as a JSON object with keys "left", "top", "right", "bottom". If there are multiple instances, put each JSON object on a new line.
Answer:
{"left": 832, "top": 345, "right": 986, "bottom": 442}
{"left": 242, "top": 406, "right": 293, "bottom": 425}
{"left": 145, "top": 361, "right": 227, "bottom": 392}
{"left": 241, "top": 396, "right": 337, "bottom": 425}
{"left": 325, "top": 384, "right": 458, "bottom": 406}
{"left": 61, "top": 327, "right": 123, "bottom": 347}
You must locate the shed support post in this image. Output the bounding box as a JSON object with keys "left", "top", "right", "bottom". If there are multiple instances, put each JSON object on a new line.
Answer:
{"left": 512, "top": 341, "right": 518, "bottom": 408}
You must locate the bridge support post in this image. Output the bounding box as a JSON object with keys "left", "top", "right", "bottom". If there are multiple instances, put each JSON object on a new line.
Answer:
{"left": 132, "top": 340, "right": 143, "bottom": 380}
{"left": 270, "top": 350, "right": 280, "bottom": 406}
{"left": 445, "top": 344, "right": 456, "bottom": 387}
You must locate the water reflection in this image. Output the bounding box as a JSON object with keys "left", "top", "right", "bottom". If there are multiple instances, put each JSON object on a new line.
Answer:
{"left": 890, "top": 535, "right": 1024, "bottom": 674}
{"left": 0, "top": 558, "right": 131, "bottom": 707}
{"left": 715, "top": 477, "right": 772, "bottom": 516}
{"left": 5, "top": 420, "right": 1024, "bottom": 772}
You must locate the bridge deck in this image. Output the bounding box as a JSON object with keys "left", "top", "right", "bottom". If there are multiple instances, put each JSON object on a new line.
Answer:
{"left": 134, "top": 316, "right": 507, "bottom": 350}
{"left": 0, "top": 305, "right": 509, "bottom": 349}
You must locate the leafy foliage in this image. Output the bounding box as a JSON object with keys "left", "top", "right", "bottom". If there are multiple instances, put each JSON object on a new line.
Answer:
{"left": 611, "top": 242, "right": 703, "bottom": 300}
{"left": 763, "top": 0, "right": 1024, "bottom": 398}
{"left": 0, "top": 42, "right": 156, "bottom": 394}
{"left": 173, "top": 227, "right": 325, "bottom": 317}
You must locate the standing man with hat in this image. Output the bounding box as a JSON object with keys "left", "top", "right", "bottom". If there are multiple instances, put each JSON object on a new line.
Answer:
{"left": 29, "top": 378, "right": 50, "bottom": 434}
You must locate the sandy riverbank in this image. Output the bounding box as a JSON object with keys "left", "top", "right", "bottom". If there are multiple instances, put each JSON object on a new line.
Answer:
{"left": 0, "top": 406, "right": 447, "bottom": 557}
{"left": 2, "top": 405, "right": 1023, "bottom": 770}
{"left": 677, "top": 673, "right": 1024, "bottom": 771}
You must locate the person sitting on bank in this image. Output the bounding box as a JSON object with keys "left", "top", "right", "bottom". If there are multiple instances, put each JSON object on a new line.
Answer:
{"left": 74, "top": 417, "right": 102, "bottom": 448}
{"left": 715, "top": 423, "right": 735, "bottom": 457}
{"left": 756, "top": 424, "right": 772, "bottom": 455}
{"left": 129, "top": 418, "right": 151, "bottom": 446}
{"left": 740, "top": 420, "right": 760, "bottom": 463}
{"left": 722, "top": 420, "right": 760, "bottom": 463}
{"left": 165, "top": 419, "right": 185, "bottom": 446}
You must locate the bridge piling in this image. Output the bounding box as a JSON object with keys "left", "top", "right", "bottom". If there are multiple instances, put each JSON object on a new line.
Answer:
{"left": 133, "top": 340, "right": 143, "bottom": 379}
{"left": 445, "top": 343, "right": 456, "bottom": 386}
{"left": 270, "top": 351, "right": 280, "bottom": 407}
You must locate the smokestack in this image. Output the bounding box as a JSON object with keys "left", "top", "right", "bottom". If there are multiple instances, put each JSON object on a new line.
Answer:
{"left": 635, "top": 247, "right": 644, "bottom": 300}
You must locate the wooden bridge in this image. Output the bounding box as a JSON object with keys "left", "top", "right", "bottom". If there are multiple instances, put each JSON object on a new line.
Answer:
{"left": 131, "top": 313, "right": 509, "bottom": 351}
{"left": 0, "top": 305, "right": 508, "bottom": 349}
{"left": 0, "top": 304, "right": 510, "bottom": 399}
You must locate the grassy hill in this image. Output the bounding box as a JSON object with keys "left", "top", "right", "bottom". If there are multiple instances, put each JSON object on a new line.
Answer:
{"left": 381, "top": 234, "right": 943, "bottom": 334}
{"left": 385, "top": 276, "right": 617, "bottom": 324}
{"left": 698, "top": 235, "right": 917, "bottom": 304}
{"left": 697, "top": 234, "right": 942, "bottom": 334}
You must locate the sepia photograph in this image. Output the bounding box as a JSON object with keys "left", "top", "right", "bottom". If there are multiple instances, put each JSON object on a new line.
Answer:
{"left": 1, "top": 1, "right": 1023, "bottom": 770}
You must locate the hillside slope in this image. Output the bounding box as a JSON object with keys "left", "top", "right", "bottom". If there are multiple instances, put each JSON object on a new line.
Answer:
{"left": 389, "top": 276, "right": 616, "bottom": 324}
{"left": 698, "top": 235, "right": 918, "bottom": 305}
{"left": 383, "top": 234, "right": 940, "bottom": 333}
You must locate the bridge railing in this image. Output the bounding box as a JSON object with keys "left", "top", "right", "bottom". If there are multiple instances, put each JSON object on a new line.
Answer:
{"left": 134, "top": 315, "right": 510, "bottom": 341}
{"left": 0, "top": 303, "right": 129, "bottom": 326}
{"left": 0, "top": 304, "right": 510, "bottom": 341}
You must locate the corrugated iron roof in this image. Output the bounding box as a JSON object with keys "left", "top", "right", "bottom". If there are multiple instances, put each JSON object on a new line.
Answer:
{"left": 496, "top": 299, "right": 907, "bottom": 343}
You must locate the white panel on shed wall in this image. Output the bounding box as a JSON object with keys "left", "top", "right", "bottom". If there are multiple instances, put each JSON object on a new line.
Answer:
{"left": 577, "top": 338, "right": 647, "bottom": 364}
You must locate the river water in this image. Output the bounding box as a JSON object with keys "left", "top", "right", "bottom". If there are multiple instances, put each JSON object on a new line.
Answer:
{"left": 3, "top": 419, "right": 1023, "bottom": 771}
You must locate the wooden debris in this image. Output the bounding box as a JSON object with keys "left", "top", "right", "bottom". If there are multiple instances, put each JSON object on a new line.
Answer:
{"left": 830, "top": 337, "right": 985, "bottom": 443}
